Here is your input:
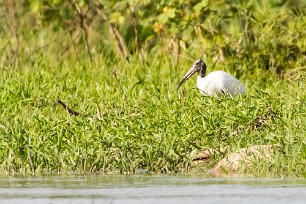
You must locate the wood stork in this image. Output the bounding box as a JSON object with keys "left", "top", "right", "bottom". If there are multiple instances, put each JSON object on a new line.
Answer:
{"left": 176, "top": 59, "right": 245, "bottom": 97}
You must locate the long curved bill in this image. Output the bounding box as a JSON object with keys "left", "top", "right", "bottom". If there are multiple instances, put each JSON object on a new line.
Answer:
{"left": 176, "top": 65, "right": 197, "bottom": 90}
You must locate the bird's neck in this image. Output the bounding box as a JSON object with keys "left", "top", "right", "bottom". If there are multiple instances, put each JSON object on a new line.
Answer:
{"left": 199, "top": 73, "right": 206, "bottom": 78}
{"left": 199, "top": 69, "right": 206, "bottom": 77}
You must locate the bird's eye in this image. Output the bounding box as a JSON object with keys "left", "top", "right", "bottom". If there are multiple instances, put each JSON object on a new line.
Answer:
{"left": 195, "top": 59, "right": 202, "bottom": 65}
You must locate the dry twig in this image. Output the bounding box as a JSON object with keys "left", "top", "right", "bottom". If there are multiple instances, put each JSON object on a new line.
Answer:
{"left": 56, "top": 99, "right": 82, "bottom": 116}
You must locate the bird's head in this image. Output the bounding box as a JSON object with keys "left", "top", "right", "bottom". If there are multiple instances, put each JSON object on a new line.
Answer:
{"left": 176, "top": 59, "right": 207, "bottom": 90}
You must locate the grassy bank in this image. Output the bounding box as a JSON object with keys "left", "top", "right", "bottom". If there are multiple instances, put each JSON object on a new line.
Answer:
{"left": 0, "top": 56, "right": 305, "bottom": 177}
{"left": 0, "top": 0, "right": 306, "bottom": 177}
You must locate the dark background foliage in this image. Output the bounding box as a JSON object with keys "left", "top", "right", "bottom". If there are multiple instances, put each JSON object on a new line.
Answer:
{"left": 0, "top": 0, "right": 305, "bottom": 75}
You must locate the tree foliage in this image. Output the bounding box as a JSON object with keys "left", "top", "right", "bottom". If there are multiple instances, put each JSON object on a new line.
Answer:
{"left": 0, "top": 0, "right": 305, "bottom": 75}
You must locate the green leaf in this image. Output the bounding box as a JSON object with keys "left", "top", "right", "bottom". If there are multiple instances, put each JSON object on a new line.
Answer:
{"left": 168, "top": 8, "right": 176, "bottom": 18}
{"left": 158, "top": 13, "right": 168, "bottom": 24}
{"left": 79, "top": 0, "right": 88, "bottom": 8}
{"left": 179, "top": 40, "right": 187, "bottom": 50}
{"left": 194, "top": 0, "right": 209, "bottom": 16}
{"left": 50, "top": 0, "right": 62, "bottom": 4}
{"left": 110, "top": 12, "right": 125, "bottom": 24}
{"left": 30, "top": 0, "right": 42, "bottom": 12}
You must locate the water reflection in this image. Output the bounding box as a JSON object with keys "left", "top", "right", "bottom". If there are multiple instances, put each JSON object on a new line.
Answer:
{"left": 0, "top": 174, "right": 305, "bottom": 204}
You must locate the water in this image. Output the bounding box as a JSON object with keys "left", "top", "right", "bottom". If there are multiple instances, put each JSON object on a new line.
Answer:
{"left": 0, "top": 174, "right": 305, "bottom": 204}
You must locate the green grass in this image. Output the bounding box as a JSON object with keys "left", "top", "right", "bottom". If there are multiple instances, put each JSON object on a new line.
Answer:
{"left": 0, "top": 0, "right": 305, "bottom": 177}
{"left": 0, "top": 55, "right": 305, "bottom": 177}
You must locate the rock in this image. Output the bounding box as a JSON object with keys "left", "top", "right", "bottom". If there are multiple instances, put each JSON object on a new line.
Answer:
{"left": 191, "top": 148, "right": 225, "bottom": 167}
{"left": 210, "top": 145, "right": 274, "bottom": 174}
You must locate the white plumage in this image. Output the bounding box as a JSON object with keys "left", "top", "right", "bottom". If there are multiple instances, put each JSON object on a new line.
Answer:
{"left": 177, "top": 59, "right": 245, "bottom": 97}
{"left": 197, "top": 70, "right": 245, "bottom": 97}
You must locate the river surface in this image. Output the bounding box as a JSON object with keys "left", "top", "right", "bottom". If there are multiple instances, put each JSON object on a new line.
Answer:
{"left": 0, "top": 174, "right": 305, "bottom": 204}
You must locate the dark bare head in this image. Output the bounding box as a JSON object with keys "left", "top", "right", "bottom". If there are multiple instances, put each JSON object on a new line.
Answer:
{"left": 176, "top": 59, "right": 207, "bottom": 90}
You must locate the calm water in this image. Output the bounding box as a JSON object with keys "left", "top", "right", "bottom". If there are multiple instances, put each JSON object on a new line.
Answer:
{"left": 0, "top": 174, "right": 305, "bottom": 204}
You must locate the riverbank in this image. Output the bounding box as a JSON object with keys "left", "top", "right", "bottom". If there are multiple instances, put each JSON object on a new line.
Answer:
{"left": 0, "top": 57, "right": 305, "bottom": 177}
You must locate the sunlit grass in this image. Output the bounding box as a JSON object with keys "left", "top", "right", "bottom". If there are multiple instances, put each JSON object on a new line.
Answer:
{"left": 0, "top": 0, "right": 305, "bottom": 178}
{"left": 0, "top": 55, "right": 305, "bottom": 177}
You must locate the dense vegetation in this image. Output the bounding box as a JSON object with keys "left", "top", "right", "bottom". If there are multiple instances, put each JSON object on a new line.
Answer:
{"left": 0, "top": 0, "right": 305, "bottom": 176}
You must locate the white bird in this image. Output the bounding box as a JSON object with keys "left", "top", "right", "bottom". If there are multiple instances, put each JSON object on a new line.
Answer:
{"left": 177, "top": 59, "right": 245, "bottom": 97}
